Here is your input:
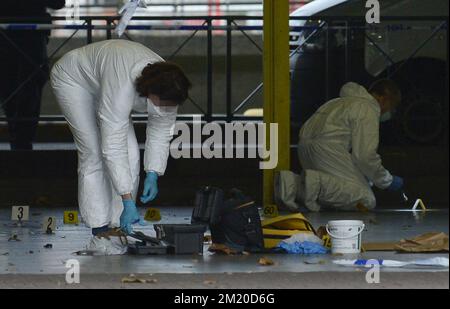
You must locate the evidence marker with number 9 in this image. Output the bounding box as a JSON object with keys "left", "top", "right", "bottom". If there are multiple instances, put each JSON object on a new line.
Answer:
{"left": 63, "top": 211, "right": 79, "bottom": 224}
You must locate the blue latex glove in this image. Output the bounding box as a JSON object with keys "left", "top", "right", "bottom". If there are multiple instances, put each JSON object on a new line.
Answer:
{"left": 277, "top": 241, "right": 328, "bottom": 254}
{"left": 120, "top": 199, "right": 147, "bottom": 235}
{"left": 387, "top": 176, "right": 404, "bottom": 192}
{"left": 140, "top": 171, "right": 159, "bottom": 204}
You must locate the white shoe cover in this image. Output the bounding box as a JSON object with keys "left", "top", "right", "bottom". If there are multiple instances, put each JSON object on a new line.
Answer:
{"left": 87, "top": 236, "right": 128, "bottom": 256}
{"left": 274, "top": 170, "right": 301, "bottom": 212}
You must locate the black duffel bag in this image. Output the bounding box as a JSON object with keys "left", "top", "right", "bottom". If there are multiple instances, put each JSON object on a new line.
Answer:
{"left": 192, "top": 187, "right": 264, "bottom": 253}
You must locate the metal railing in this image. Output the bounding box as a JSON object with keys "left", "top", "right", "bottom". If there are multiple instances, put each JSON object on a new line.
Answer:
{"left": 0, "top": 15, "right": 448, "bottom": 127}
{"left": 64, "top": 0, "right": 309, "bottom": 13}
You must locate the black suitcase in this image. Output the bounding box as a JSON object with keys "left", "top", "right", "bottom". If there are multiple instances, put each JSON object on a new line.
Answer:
{"left": 191, "top": 186, "right": 224, "bottom": 225}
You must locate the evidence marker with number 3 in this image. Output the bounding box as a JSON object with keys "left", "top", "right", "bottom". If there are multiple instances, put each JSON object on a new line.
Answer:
{"left": 63, "top": 211, "right": 79, "bottom": 224}
{"left": 11, "top": 206, "right": 30, "bottom": 221}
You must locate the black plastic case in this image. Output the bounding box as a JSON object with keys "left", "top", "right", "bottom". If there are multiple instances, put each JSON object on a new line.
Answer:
{"left": 127, "top": 231, "right": 169, "bottom": 255}
{"left": 154, "top": 224, "right": 206, "bottom": 254}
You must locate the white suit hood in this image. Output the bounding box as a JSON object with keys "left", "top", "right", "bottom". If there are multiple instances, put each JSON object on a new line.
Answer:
{"left": 340, "top": 82, "right": 380, "bottom": 114}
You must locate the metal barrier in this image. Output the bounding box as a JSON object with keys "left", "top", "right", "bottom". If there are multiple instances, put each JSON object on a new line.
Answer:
{"left": 0, "top": 15, "right": 448, "bottom": 128}
{"left": 71, "top": 0, "right": 309, "bottom": 13}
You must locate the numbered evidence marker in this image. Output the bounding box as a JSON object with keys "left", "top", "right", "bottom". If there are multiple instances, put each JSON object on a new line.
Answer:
{"left": 43, "top": 216, "right": 57, "bottom": 233}
{"left": 412, "top": 199, "right": 427, "bottom": 211}
{"left": 263, "top": 204, "right": 279, "bottom": 218}
{"left": 63, "top": 211, "right": 79, "bottom": 224}
{"left": 144, "top": 208, "right": 161, "bottom": 222}
{"left": 11, "top": 206, "right": 29, "bottom": 222}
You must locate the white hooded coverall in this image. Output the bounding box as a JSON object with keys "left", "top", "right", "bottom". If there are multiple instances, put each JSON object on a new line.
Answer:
{"left": 277, "top": 83, "right": 393, "bottom": 212}
{"left": 50, "top": 40, "right": 177, "bottom": 228}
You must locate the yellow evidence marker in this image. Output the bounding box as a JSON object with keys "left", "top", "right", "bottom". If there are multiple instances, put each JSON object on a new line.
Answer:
{"left": 263, "top": 204, "right": 279, "bottom": 218}
{"left": 144, "top": 208, "right": 161, "bottom": 222}
{"left": 11, "top": 206, "right": 29, "bottom": 221}
{"left": 63, "top": 211, "right": 79, "bottom": 224}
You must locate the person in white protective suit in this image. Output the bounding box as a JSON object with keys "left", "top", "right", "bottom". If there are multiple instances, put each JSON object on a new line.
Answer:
{"left": 50, "top": 40, "right": 191, "bottom": 254}
{"left": 275, "top": 80, "right": 404, "bottom": 212}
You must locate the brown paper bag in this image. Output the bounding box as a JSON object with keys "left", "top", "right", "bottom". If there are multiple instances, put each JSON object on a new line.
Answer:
{"left": 395, "top": 232, "right": 449, "bottom": 253}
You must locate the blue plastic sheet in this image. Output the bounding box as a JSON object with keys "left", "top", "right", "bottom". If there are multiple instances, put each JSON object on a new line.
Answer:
{"left": 277, "top": 241, "right": 329, "bottom": 254}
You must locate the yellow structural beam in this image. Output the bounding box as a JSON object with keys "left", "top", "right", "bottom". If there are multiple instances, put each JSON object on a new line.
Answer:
{"left": 263, "top": 0, "right": 290, "bottom": 207}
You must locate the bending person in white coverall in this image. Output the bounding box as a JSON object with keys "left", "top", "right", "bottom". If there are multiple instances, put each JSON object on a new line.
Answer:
{"left": 50, "top": 40, "right": 191, "bottom": 254}
{"left": 276, "top": 80, "right": 404, "bottom": 212}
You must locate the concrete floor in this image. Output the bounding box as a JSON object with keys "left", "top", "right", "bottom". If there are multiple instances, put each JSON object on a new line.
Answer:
{"left": 0, "top": 207, "right": 448, "bottom": 289}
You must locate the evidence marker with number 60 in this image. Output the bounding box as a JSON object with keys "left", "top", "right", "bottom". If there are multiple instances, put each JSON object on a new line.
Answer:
{"left": 11, "top": 206, "right": 30, "bottom": 221}
{"left": 63, "top": 211, "right": 79, "bottom": 224}
{"left": 263, "top": 204, "right": 279, "bottom": 218}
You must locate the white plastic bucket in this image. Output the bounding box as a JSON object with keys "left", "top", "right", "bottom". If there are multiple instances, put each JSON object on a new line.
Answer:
{"left": 326, "top": 220, "right": 365, "bottom": 254}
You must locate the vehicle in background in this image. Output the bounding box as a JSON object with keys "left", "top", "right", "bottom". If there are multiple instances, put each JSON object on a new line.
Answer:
{"left": 290, "top": 0, "right": 448, "bottom": 145}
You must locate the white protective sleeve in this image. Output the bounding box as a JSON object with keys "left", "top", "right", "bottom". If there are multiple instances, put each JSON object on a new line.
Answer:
{"left": 350, "top": 104, "right": 393, "bottom": 189}
{"left": 98, "top": 75, "right": 136, "bottom": 196}
{"left": 144, "top": 107, "right": 178, "bottom": 175}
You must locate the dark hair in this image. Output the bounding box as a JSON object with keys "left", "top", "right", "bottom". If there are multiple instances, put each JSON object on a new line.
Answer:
{"left": 136, "top": 61, "right": 192, "bottom": 104}
{"left": 369, "top": 79, "right": 402, "bottom": 106}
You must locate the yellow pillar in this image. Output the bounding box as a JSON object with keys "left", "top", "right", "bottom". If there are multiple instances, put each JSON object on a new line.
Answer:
{"left": 263, "top": 0, "right": 291, "bottom": 207}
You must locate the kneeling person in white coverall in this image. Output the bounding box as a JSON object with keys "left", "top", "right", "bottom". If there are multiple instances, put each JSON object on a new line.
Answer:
{"left": 276, "top": 80, "right": 404, "bottom": 212}
{"left": 51, "top": 40, "right": 191, "bottom": 254}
